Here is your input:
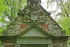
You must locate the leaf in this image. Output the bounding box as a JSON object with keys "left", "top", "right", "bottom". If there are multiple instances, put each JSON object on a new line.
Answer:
{"left": 0, "top": 28, "right": 3, "bottom": 36}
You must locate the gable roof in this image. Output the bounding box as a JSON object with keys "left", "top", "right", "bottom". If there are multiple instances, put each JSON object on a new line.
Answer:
{"left": 18, "top": 5, "right": 63, "bottom": 36}
{"left": 2, "top": 0, "right": 65, "bottom": 36}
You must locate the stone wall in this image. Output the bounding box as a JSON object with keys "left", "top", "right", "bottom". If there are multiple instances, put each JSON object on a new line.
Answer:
{"left": 52, "top": 39, "right": 68, "bottom": 47}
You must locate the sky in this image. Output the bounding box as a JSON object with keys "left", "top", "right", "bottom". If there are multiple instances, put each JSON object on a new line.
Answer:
{"left": 41, "top": 0, "right": 68, "bottom": 26}
{"left": 41, "top": 0, "right": 62, "bottom": 19}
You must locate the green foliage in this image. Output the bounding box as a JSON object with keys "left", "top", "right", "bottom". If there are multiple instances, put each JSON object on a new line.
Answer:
{"left": 58, "top": 0, "right": 70, "bottom": 35}
{"left": 58, "top": 16, "right": 70, "bottom": 36}
{"left": 0, "top": 0, "right": 8, "bottom": 16}
{"left": 4, "top": 0, "right": 27, "bottom": 20}
{"left": 0, "top": 0, "right": 8, "bottom": 22}
{"left": 0, "top": 0, "right": 27, "bottom": 36}
{"left": 0, "top": 28, "right": 3, "bottom": 36}
{"left": 60, "top": 0, "right": 70, "bottom": 17}
{"left": 62, "top": 17, "right": 70, "bottom": 35}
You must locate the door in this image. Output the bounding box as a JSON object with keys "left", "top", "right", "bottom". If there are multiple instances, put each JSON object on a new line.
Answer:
{"left": 20, "top": 44, "right": 48, "bottom": 47}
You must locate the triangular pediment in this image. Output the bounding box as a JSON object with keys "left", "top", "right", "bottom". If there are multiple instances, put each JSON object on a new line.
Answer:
{"left": 18, "top": 23, "right": 48, "bottom": 37}
{"left": 22, "top": 27, "right": 46, "bottom": 37}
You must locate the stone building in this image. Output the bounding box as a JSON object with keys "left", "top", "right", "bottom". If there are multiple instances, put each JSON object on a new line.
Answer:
{"left": 0, "top": 0, "right": 69, "bottom": 47}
